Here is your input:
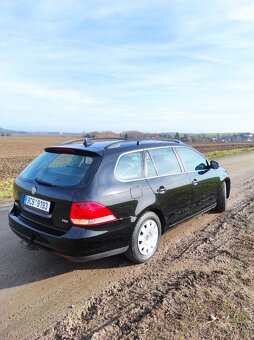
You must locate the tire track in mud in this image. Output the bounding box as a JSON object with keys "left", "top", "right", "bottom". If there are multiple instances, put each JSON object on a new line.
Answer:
{"left": 41, "top": 190, "right": 254, "bottom": 340}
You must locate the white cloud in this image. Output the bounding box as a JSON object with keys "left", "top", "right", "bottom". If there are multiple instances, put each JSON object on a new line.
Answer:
{"left": 0, "top": 81, "right": 103, "bottom": 106}
{"left": 228, "top": 2, "right": 254, "bottom": 23}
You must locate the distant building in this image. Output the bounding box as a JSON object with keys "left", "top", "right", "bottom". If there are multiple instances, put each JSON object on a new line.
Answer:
{"left": 239, "top": 133, "right": 253, "bottom": 142}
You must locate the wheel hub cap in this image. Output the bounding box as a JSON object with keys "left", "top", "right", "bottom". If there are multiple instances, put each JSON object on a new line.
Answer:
{"left": 138, "top": 219, "right": 158, "bottom": 256}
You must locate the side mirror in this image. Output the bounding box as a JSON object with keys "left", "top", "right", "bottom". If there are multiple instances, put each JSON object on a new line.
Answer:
{"left": 210, "top": 160, "right": 220, "bottom": 169}
{"left": 195, "top": 163, "right": 208, "bottom": 171}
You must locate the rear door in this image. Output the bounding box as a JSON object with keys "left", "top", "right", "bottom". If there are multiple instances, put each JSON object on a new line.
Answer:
{"left": 145, "top": 147, "right": 193, "bottom": 228}
{"left": 175, "top": 146, "right": 221, "bottom": 212}
{"left": 15, "top": 148, "right": 101, "bottom": 233}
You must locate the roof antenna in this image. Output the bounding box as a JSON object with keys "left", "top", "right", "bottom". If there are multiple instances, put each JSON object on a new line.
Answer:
{"left": 83, "top": 138, "right": 93, "bottom": 147}
{"left": 137, "top": 140, "right": 140, "bottom": 145}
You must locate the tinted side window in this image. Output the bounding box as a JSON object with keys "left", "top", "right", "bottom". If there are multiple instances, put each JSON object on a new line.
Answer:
{"left": 176, "top": 147, "right": 208, "bottom": 172}
{"left": 148, "top": 148, "right": 181, "bottom": 176}
{"left": 115, "top": 152, "right": 143, "bottom": 180}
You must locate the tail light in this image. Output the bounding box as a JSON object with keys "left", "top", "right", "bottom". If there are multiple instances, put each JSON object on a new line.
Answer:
{"left": 70, "top": 202, "right": 117, "bottom": 226}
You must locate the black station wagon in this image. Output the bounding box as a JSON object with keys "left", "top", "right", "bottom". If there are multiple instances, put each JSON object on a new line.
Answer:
{"left": 9, "top": 139, "right": 230, "bottom": 263}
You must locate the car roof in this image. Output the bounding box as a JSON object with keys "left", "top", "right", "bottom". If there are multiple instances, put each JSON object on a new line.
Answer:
{"left": 45, "top": 139, "right": 187, "bottom": 156}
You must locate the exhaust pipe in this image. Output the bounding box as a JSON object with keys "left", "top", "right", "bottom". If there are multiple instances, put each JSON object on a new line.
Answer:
{"left": 20, "top": 239, "right": 39, "bottom": 251}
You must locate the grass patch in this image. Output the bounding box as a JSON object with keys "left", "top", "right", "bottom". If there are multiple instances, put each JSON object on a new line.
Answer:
{"left": 230, "top": 312, "right": 248, "bottom": 326}
{"left": 205, "top": 147, "right": 254, "bottom": 159}
{"left": 221, "top": 297, "right": 231, "bottom": 311}
{"left": 0, "top": 178, "right": 14, "bottom": 203}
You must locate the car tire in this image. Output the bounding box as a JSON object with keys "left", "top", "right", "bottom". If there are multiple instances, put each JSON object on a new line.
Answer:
{"left": 215, "top": 181, "right": 227, "bottom": 213}
{"left": 125, "top": 211, "right": 161, "bottom": 263}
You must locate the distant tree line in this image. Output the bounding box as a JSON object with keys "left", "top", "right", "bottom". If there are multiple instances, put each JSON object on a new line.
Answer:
{"left": 0, "top": 131, "right": 11, "bottom": 136}
{"left": 82, "top": 131, "right": 253, "bottom": 143}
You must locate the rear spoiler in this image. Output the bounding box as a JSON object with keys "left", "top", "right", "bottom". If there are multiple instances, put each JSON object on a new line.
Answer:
{"left": 44, "top": 146, "right": 103, "bottom": 157}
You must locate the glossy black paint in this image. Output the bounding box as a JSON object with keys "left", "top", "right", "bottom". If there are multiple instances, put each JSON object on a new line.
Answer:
{"left": 9, "top": 140, "right": 231, "bottom": 261}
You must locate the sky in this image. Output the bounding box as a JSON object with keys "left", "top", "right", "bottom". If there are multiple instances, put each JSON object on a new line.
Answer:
{"left": 0, "top": 0, "right": 254, "bottom": 133}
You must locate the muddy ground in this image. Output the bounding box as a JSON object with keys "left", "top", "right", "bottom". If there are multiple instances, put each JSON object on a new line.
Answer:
{"left": 40, "top": 184, "right": 254, "bottom": 340}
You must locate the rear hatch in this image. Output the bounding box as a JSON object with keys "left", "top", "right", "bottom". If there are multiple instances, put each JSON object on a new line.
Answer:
{"left": 12, "top": 146, "right": 102, "bottom": 235}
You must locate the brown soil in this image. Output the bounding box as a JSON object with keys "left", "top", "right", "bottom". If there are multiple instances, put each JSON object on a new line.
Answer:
{"left": 193, "top": 142, "right": 254, "bottom": 154}
{"left": 40, "top": 188, "right": 254, "bottom": 340}
{"left": 0, "top": 136, "right": 73, "bottom": 180}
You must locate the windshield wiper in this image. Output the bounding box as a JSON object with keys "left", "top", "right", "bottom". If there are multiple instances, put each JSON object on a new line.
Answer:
{"left": 35, "top": 178, "right": 56, "bottom": 187}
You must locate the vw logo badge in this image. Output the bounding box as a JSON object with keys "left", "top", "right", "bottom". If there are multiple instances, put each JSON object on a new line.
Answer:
{"left": 31, "top": 186, "right": 37, "bottom": 195}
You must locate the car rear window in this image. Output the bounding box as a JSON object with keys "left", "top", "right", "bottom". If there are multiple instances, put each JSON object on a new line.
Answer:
{"left": 19, "top": 150, "right": 101, "bottom": 187}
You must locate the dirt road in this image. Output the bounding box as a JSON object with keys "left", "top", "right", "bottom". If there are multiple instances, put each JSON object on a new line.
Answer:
{"left": 0, "top": 152, "right": 254, "bottom": 339}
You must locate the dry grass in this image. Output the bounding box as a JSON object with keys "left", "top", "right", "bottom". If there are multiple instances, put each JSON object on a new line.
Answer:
{"left": 205, "top": 147, "right": 254, "bottom": 159}
{"left": 0, "top": 178, "right": 14, "bottom": 203}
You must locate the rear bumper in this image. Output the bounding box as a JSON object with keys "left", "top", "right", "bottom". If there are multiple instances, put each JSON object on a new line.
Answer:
{"left": 8, "top": 208, "right": 133, "bottom": 261}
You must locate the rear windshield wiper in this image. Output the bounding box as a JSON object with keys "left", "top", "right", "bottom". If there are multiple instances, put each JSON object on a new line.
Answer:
{"left": 35, "top": 178, "right": 61, "bottom": 187}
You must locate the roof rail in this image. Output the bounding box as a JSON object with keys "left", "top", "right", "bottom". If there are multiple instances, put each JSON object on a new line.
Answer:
{"left": 61, "top": 138, "right": 90, "bottom": 145}
{"left": 60, "top": 138, "right": 94, "bottom": 147}
{"left": 62, "top": 138, "right": 94, "bottom": 147}
{"left": 61, "top": 137, "right": 124, "bottom": 147}
{"left": 105, "top": 140, "right": 128, "bottom": 149}
{"left": 61, "top": 137, "right": 185, "bottom": 148}
{"left": 119, "top": 138, "right": 184, "bottom": 144}
{"left": 159, "top": 138, "right": 185, "bottom": 144}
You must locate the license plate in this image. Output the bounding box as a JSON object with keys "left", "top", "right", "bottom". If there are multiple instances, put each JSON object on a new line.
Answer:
{"left": 24, "top": 195, "right": 51, "bottom": 213}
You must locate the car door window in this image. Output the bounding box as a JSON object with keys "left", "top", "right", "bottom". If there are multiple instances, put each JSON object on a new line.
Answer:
{"left": 115, "top": 151, "right": 143, "bottom": 180}
{"left": 148, "top": 148, "right": 182, "bottom": 176}
{"left": 176, "top": 147, "right": 208, "bottom": 172}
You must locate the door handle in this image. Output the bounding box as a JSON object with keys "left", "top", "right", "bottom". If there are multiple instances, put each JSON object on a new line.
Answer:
{"left": 157, "top": 186, "right": 166, "bottom": 194}
{"left": 192, "top": 179, "right": 198, "bottom": 186}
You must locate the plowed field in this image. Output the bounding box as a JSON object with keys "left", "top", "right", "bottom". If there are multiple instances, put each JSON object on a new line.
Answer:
{"left": 1, "top": 136, "right": 254, "bottom": 181}
{"left": 0, "top": 136, "right": 70, "bottom": 180}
